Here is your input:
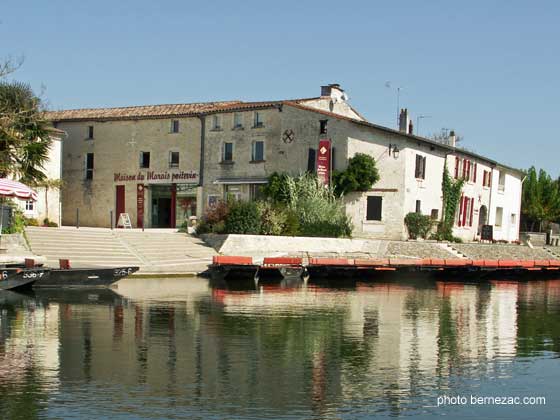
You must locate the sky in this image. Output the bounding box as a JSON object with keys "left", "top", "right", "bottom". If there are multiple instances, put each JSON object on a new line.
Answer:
{"left": 2, "top": 0, "right": 559, "bottom": 175}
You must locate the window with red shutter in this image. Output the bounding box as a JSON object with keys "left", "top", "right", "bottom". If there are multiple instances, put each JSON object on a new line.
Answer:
{"left": 469, "top": 197, "right": 474, "bottom": 226}
{"left": 474, "top": 163, "right": 477, "bottom": 183}
{"left": 455, "top": 157, "right": 459, "bottom": 178}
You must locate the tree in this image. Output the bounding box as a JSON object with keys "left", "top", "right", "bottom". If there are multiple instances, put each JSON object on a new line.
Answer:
{"left": 0, "top": 80, "right": 53, "bottom": 183}
{"left": 521, "top": 167, "right": 560, "bottom": 232}
{"left": 332, "top": 153, "right": 380, "bottom": 196}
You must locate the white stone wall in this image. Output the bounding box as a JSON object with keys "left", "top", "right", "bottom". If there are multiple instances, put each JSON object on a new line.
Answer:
{"left": 488, "top": 168, "right": 522, "bottom": 241}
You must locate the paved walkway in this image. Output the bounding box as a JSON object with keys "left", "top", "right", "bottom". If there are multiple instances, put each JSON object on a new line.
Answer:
{"left": 25, "top": 226, "right": 216, "bottom": 274}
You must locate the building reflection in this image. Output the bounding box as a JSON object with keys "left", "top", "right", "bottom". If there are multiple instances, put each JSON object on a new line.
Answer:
{"left": 0, "top": 277, "right": 559, "bottom": 418}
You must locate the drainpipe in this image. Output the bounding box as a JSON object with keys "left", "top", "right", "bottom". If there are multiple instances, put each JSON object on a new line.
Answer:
{"left": 198, "top": 115, "right": 206, "bottom": 187}
{"left": 488, "top": 165, "right": 495, "bottom": 226}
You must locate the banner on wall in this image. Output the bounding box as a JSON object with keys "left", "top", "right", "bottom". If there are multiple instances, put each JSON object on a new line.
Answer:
{"left": 137, "top": 184, "right": 144, "bottom": 228}
{"left": 317, "top": 139, "right": 331, "bottom": 185}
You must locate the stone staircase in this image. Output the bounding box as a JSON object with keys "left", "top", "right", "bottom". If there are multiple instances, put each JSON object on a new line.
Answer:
{"left": 25, "top": 227, "right": 216, "bottom": 274}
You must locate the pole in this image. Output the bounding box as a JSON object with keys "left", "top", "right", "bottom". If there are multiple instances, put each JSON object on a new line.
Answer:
{"left": 110, "top": 210, "right": 113, "bottom": 230}
{"left": 76, "top": 208, "right": 79, "bottom": 229}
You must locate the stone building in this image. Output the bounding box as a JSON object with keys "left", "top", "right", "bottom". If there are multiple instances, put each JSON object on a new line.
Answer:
{"left": 47, "top": 84, "right": 522, "bottom": 241}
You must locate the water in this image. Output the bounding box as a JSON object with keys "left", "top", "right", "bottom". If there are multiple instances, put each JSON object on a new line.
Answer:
{"left": 0, "top": 277, "right": 559, "bottom": 419}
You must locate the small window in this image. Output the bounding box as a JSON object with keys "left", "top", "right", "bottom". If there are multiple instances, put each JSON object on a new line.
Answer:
{"left": 415, "top": 200, "right": 421, "bottom": 213}
{"left": 415, "top": 154, "right": 426, "bottom": 179}
{"left": 223, "top": 142, "right": 233, "bottom": 162}
{"left": 495, "top": 207, "right": 503, "bottom": 227}
{"left": 320, "top": 119, "right": 328, "bottom": 135}
{"left": 498, "top": 171, "right": 506, "bottom": 191}
{"left": 253, "top": 112, "right": 263, "bottom": 128}
{"left": 233, "top": 113, "right": 243, "bottom": 128}
{"left": 212, "top": 115, "right": 221, "bottom": 130}
{"left": 169, "top": 151, "right": 179, "bottom": 168}
{"left": 307, "top": 148, "right": 316, "bottom": 173}
{"left": 366, "top": 196, "right": 382, "bottom": 221}
{"left": 251, "top": 141, "right": 264, "bottom": 161}
{"left": 25, "top": 200, "right": 34, "bottom": 211}
{"left": 511, "top": 213, "right": 516, "bottom": 224}
{"left": 140, "top": 152, "right": 150, "bottom": 168}
{"left": 430, "top": 209, "right": 439, "bottom": 219}
{"left": 85, "top": 153, "right": 94, "bottom": 180}
{"left": 171, "top": 120, "right": 180, "bottom": 133}
{"left": 87, "top": 126, "right": 94, "bottom": 139}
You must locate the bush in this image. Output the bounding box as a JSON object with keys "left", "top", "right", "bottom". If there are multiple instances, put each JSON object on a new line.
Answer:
{"left": 225, "top": 201, "right": 262, "bottom": 234}
{"left": 1, "top": 207, "right": 25, "bottom": 234}
{"left": 24, "top": 217, "right": 39, "bottom": 226}
{"left": 42, "top": 218, "right": 58, "bottom": 227}
{"left": 195, "top": 200, "right": 230, "bottom": 235}
{"left": 333, "top": 153, "right": 380, "bottom": 196}
{"left": 257, "top": 202, "right": 286, "bottom": 236}
{"left": 404, "top": 212, "right": 433, "bottom": 239}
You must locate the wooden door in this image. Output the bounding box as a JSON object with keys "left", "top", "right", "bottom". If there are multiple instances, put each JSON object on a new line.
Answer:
{"left": 116, "top": 185, "right": 125, "bottom": 227}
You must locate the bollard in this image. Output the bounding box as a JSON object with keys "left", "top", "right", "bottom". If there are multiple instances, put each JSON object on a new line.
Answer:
{"left": 24, "top": 258, "right": 35, "bottom": 268}
{"left": 76, "top": 208, "right": 79, "bottom": 229}
{"left": 110, "top": 210, "right": 113, "bottom": 230}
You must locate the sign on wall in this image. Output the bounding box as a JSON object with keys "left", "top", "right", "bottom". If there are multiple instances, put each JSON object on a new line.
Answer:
{"left": 137, "top": 184, "right": 144, "bottom": 228}
{"left": 114, "top": 170, "right": 199, "bottom": 184}
{"left": 317, "top": 139, "right": 331, "bottom": 185}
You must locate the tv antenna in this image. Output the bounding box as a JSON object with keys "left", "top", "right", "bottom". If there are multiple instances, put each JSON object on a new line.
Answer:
{"left": 385, "top": 81, "right": 404, "bottom": 129}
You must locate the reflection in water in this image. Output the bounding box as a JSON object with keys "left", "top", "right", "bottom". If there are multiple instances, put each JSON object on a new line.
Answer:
{"left": 0, "top": 277, "right": 559, "bottom": 419}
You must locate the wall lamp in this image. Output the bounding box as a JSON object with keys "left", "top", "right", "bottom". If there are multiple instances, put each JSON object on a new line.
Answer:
{"left": 388, "top": 144, "right": 400, "bottom": 159}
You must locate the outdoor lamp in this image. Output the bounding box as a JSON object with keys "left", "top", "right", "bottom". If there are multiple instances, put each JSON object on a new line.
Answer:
{"left": 389, "top": 144, "right": 400, "bottom": 159}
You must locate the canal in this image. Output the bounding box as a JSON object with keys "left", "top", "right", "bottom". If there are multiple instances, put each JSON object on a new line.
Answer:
{"left": 0, "top": 277, "right": 558, "bottom": 419}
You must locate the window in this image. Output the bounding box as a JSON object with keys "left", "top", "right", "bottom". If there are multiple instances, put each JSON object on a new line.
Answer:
{"left": 249, "top": 184, "right": 264, "bottom": 201}
{"left": 224, "top": 185, "right": 241, "bottom": 201}
{"left": 430, "top": 209, "right": 439, "bottom": 220}
{"left": 233, "top": 113, "right": 243, "bottom": 129}
{"left": 222, "top": 142, "right": 233, "bottom": 162}
{"left": 140, "top": 151, "right": 150, "bottom": 168}
{"left": 251, "top": 140, "right": 264, "bottom": 161}
{"left": 498, "top": 171, "right": 506, "bottom": 192}
{"left": 253, "top": 112, "right": 263, "bottom": 128}
{"left": 482, "top": 170, "right": 492, "bottom": 187}
{"left": 415, "top": 200, "right": 421, "bottom": 213}
{"left": 454, "top": 157, "right": 476, "bottom": 182}
{"left": 212, "top": 115, "right": 221, "bottom": 130}
{"left": 85, "top": 153, "right": 94, "bottom": 180}
{"left": 320, "top": 119, "right": 328, "bottom": 135}
{"left": 511, "top": 213, "right": 517, "bottom": 225}
{"left": 495, "top": 207, "right": 503, "bottom": 227}
{"left": 87, "top": 126, "right": 94, "bottom": 139}
{"left": 169, "top": 151, "right": 179, "bottom": 168}
{"left": 25, "top": 200, "right": 34, "bottom": 211}
{"left": 457, "top": 195, "right": 474, "bottom": 227}
{"left": 366, "top": 196, "right": 382, "bottom": 221}
{"left": 415, "top": 154, "right": 426, "bottom": 179}
{"left": 307, "top": 148, "right": 316, "bottom": 173}
{"left": 171, "top": 120, "right": 180, "bottom": 133}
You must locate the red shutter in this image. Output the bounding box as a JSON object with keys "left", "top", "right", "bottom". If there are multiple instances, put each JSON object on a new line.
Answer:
{"left": 488, "top": 172, "right": 492, "bottom": 187}
{"left": 459, "top": 195, "right": 465, "bottom": 226}
{"left": 483, "top": 171, "right": 486, "bottom": 187}
{"left": 469, "top": 197, "right": 474, "bottom": 226}
{"left": 455, "top": 157, "right": 459, "bottom": 178}
{"left": 466, "top": 161, "right": 471, "bottom": 181}
{"left": 462, "top": 159, "right": 467, "bottom": 178}
{"left": 474, "top": 163, "right": 478, "bottom": 183}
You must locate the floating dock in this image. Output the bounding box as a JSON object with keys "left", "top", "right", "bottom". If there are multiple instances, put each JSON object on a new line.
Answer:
{"left": 209, "top": 256, "right": 560, "bottom": 283}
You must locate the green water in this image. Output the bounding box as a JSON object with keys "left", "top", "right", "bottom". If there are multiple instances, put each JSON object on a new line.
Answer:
{"left": 0, "top": 277, "right": 559, "bottom": 419}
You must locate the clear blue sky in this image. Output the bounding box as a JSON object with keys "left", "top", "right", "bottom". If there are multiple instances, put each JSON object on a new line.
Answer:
{"left": 2, "top": 0, "right": 558, "bottom": 175}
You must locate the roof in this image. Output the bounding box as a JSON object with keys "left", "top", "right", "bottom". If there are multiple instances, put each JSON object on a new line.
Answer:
{"left": 45, "top": 97, "right": 322, "bottom": 122}
{"left": 283, "top": 101, "right": 525, "bottom": 176}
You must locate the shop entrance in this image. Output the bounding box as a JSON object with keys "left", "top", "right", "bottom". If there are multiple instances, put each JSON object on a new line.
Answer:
{"left": 151, "top": 185, "right": 173, "bottom": 228}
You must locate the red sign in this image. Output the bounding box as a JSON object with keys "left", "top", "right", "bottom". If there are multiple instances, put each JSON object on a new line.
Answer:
{"left": 137, "top": 184, "right": 144, "bottom": 228}
{"left": 317, "top": 139, "right": 331, "bottom": 185}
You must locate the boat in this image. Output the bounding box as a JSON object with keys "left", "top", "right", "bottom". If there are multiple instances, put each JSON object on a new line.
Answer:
{"left": 256, "top": 257, "right": 306, "bottom": 283}
{"left": 209, "top": 256, "right": 259, "bottom": 283}
{"left": 33, "top": 266, "right": 140, "bottom": 288}
{"left": 0, "top": 269, "right": 40, "bottom": 291}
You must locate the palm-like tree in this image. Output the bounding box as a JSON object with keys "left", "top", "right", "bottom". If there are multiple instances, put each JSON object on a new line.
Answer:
{"left": 0, "top": 80, "right": 53, "bottom": 183}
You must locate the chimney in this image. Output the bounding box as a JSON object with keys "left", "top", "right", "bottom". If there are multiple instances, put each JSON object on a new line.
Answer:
{"left": 321, "top": 83, "right": 346, "bottom": 101}
{"left": 408, "top": 120, "right": 414, "bottom": 135}
{"left": 449, "top": 130, "right": 456, "bottom": 147}
{"left": 399, "top": 108, "right": 410, "bottom": 132}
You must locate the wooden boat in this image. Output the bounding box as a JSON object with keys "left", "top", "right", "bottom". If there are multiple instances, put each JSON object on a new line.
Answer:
{"left": 257, "top": 257, "right": 305, "bottom": 283}
{"left": 0, "top": 269, "right": 40, "bottom": 291}
{"left": 209, "top": 256, "right": 259, "bottom": 283}
{"left": 33, "top": 266, "right": 139, "bottom": 288}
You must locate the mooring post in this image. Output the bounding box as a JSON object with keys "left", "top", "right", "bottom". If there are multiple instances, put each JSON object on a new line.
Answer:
{"left": 76, "top": 208, "right": 79, "bottom": 229}
{"left": 110, "top": 210, "right": 113, "bottom": 230}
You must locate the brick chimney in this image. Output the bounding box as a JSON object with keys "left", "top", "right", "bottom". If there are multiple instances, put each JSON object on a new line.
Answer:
{"left": 449, "top": 130, "right": 457, "bottom": 147}
{"left": 399, "top": 108, "right": 410, "bottom": 133}
{"left": 321, "top": 83, "right": 346, "bottom": 101}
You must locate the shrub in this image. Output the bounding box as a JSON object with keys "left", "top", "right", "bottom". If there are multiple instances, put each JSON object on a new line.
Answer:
{"left": 333, "top": 153, "right": 380, "bottom": 196}
{"left": 404, "top": 212, "right": 433, "bottom": 239}
{"left": 1, "top": 207, "right": 25, "bottom": 234}
{"left": 257, "top": 201, "right": 286, "bottom": 236}
{"left": 42, "top": 218, "right": 58, "bottom": 227}
{"left": 225, "top": 201, "right": 262, "bottom": 234}
{"left": 196, "top": 200, "right": 230, "bottom": 235}
{"left": 24, "top": 217, "right": 39, "bottom": 226}
{"left": 262, "top": 172, "right": 291, "bottom": 204}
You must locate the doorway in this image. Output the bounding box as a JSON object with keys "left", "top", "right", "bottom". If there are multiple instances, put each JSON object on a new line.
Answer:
{"left": 150, "top": 185, "right": 176, "bottom": 228}
{"left": 115, "top": 185, "right": 125, "bottom": 227}
{"left": 478, "top": 205, "right": 488, "bottom": 234}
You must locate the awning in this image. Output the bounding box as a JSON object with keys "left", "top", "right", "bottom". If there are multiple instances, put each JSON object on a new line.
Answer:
{"left": 0, "top": 178, "right": 39, "bottom": 201}
{"left": 213, "top": 177, "right": 268, "bottom": 185}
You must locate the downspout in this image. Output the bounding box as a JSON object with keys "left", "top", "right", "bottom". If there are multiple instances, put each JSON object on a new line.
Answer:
{"left": 488, "top": 165, "right": 495, "bottom": 225}
{"left": 198, "top": 114, "right": 206, "bottom": 214}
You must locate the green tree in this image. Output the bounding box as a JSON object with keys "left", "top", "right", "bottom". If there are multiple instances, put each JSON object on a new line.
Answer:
{"left": 332, "top": 153, "right": 379, "bottom": 196}
{"left": 521, "top": 167, "right": 560, "bottom": 232}
{"left": 0, "top": 80, "right": 53, "bottom": 183}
